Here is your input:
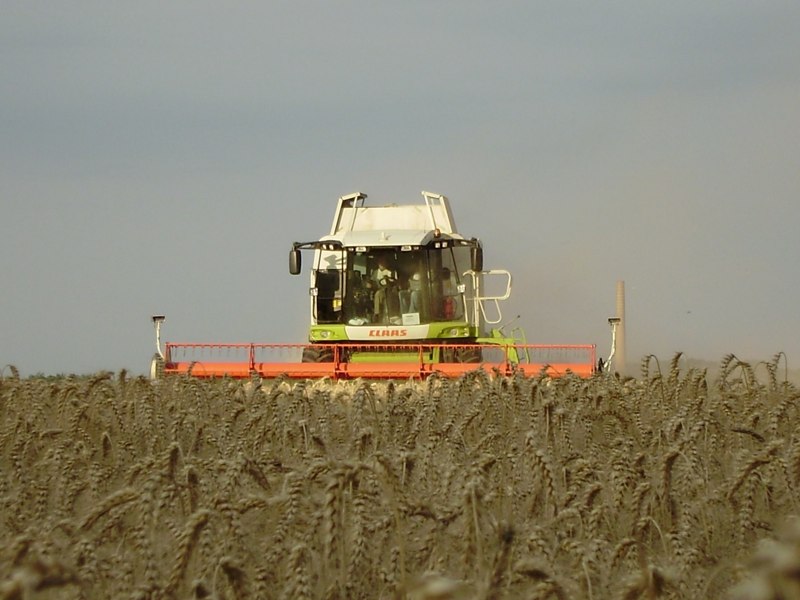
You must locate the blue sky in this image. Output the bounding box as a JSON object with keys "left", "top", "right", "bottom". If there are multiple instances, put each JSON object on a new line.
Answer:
{"left": 2, "top": 2, "right": 799, "bottom": 375}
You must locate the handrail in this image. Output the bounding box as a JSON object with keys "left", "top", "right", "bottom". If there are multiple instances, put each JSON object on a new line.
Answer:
{"left": 465, "top": 269, "right": 512, "bottom": 326}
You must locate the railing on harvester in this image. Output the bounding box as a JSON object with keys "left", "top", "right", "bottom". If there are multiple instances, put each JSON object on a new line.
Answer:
{"left": 161, "top": 342, "right": 597, "bottom": 380}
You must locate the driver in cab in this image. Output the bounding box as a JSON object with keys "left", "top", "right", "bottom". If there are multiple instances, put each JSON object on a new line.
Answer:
{"left": 372, "top": 257, "right": 395, "bottom": 322}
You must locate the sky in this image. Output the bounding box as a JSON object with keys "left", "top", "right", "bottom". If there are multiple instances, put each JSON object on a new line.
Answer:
{"left": 2, "top": 2, "right": 799, "bottom": 376}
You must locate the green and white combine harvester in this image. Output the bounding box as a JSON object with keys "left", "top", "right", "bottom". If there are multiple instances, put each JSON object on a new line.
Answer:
{"left": 151, "top": 191, "right": 605, "bottom": 379}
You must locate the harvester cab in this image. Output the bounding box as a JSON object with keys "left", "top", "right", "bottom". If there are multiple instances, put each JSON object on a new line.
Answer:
{"left": 289, "top": 191, "right": 513, "bottom": 364}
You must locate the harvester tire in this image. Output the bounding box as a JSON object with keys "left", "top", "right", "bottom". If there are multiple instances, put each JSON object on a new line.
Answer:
{"left": 301, "top": 346, "right": 334, "bottom": 363}
{"left": 443, "top": 346, "right": 483, "bottom": 364}
{"left": 456, "top": 346, "right": 483, "bottom": 363}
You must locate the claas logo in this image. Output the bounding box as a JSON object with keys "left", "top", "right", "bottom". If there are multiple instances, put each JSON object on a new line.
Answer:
{"left": 368, "top": 329, "right": 408, "bottom": 337}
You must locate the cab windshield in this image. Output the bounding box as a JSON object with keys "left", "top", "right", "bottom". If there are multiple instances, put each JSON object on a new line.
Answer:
{"left": 342, "top": 246, "right": 469, "bottom": 326}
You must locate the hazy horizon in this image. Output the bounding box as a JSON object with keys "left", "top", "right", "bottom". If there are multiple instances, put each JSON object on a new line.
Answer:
{"left": 2, "top": 2, "right": 799, "bottom": 376}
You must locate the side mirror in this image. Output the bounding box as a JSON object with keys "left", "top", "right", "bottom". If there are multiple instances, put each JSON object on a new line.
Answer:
{"left": 471, "top": 246, "right": 483, "bottom": 272}
{"left": 289, "top": 248, "right": 302, "bottom": 275}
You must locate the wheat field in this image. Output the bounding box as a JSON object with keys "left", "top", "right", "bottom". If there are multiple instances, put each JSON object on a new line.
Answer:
{"left": 1, "top": 354, "right": 799, "bottom": 599}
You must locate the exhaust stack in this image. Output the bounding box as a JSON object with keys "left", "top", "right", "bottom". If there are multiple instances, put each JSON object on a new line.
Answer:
{"left": 615, "top": 280, "right": 626, "bottom": 374}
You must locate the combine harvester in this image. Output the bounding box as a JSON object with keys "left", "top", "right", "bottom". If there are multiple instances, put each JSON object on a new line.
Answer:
{"left": 151, "top": 191, "right": 607, "bottom": 380}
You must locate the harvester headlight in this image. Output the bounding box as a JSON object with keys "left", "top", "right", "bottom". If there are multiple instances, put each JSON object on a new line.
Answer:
{"left": 448, "top": 327, "right": 468, "bottom": 337}
{"left": 315, "top": 330, "right": 332, "bottom": 340}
